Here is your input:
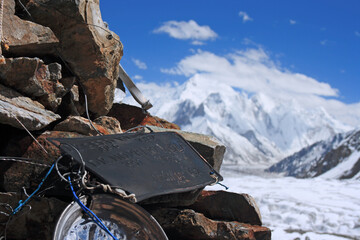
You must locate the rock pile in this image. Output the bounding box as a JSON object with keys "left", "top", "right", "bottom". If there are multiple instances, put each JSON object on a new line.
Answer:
{"left": 0, "top": 0, "right": 271, "bottom": 239}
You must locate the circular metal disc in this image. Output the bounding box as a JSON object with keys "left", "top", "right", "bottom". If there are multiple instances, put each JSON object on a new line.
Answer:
{"left": 53, "top": 194, "right": 168, "bottom": 240}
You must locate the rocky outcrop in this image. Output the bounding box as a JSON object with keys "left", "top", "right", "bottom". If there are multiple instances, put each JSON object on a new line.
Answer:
{"left": 19, "top": 0, "right": 123, "bottom": 116}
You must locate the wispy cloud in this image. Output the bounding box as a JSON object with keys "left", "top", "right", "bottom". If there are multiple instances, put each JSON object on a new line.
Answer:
{"left": 355, "top": 31, "right": 360, "bottom": 37}
{"left": 320, "top": 40, "right": 328, "bottom": 46}
{"left": 153, "top": 20, "right": 217, "bottom": 45}
{"left": 133, "top": 75, "right": 143, "bottom": 80}
{"left": 289, "top": 19, "right": 297, "bottom": 25}
{"left": 132, "top": 58, "right": 147, "bottom": 70}
{"left": 239, "top": 11, "right": 253, "bottom": 22}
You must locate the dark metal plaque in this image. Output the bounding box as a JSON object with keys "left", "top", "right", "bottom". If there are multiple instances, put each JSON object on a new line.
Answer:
{"left": 48, "top": 132, "right": 222, "bottom": 202}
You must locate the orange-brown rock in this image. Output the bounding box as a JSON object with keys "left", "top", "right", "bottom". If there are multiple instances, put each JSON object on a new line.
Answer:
{"left": 107, "top": 103, "right": 180, "bottom": 131}
{"left": 21, "top": 0, "right": 123, "bottom": 116}
{"left": 53, "top": 116, "right": 115, "bottom": 136}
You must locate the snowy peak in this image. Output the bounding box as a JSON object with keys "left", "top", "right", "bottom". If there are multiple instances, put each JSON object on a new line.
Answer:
{"left": 268, "top": 129, "right": 360, "bottom": 179}
{"left": 122, "top": 78, "right": 350, "bottom": 166}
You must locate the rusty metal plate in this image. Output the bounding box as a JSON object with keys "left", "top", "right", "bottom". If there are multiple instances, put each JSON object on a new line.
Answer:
{"left": 53, "top": 194, "right": 168, "bottom": 240}
{"left": 49, "top": 132, "right": 222, "bottom": 202}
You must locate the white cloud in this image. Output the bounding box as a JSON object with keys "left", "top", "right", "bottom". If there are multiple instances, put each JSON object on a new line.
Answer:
{"left": 132, "top": 58, "right": 147, "bottom": 70}
{"left": 153, "top": 20, "right": 218, "bottom": 42}
{"left": 289, "top": 19, "right": 297, "bottom": 25}
{"left": 133, "top": 75, "right": 143, "bottom": 80}
{"left": 355, "top": 31, "right": 360, "bottom": 37}
{"left": 239, "top": 11, "right": 253, "bottom": 22}
{"left": 320, "top": 40, "right": 328, "bottom": 45}
{"left": 160, "top": 48, "right": 360, "bottom": 126}
{"left": 191, "top": 40, "right": 205, "bottom": 46}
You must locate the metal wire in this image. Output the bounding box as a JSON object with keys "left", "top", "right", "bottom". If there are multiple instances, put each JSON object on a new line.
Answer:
{"left": 0, "top": 157, "right": 51, "bottom": 168}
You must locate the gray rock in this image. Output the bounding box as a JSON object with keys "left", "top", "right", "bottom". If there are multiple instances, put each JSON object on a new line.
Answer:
{"left": 2, "top": 0, "right": 59, "bottom": 56}
{"left": 142, "top": 126, "right": 226, "bottom": 172}
{"left": 0, "top": 57, "right": 66, "bottom": 111}
{"left": 0, "top": 83, "right": 60, "bottom": 130}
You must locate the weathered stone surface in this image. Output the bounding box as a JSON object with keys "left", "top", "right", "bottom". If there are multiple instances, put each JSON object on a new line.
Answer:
{"left": 149, "top": 208, "right": 271, "bottom": 240}
{"left": 3, "top": 131, "right": 84, "bottom": 165}
{"left": 0, "top": 57, "right": 66, "bottom": 110}
{"left": 0, "top": 83, "right": 60, "bottom": 130}
{"left": 94, "top": 116, "right": 122, "bottom": 134}
{"left": 107, "top": 103, "right": 180, "bottom": 131}
{"left": 189, "top": 190, "right": 262, "bottom": 226}
{"left": 53, "top": 116, "right": 115, "bottom": 136}
{"left": 2, "top": 0, "right": 59, "bottom": 56}
{"left": 0, "top": 192, "right": 68, "bottom": 240}
{"left": 142, "top": 126, "right": 225, "bottom": 172}
{"left": 22, "top": 0, "right": 123, "bottom": 116}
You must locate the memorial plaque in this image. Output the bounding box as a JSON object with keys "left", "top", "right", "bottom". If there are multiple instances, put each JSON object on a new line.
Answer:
{"left": 48, "top": 132, "right": 223, "bottom": 202}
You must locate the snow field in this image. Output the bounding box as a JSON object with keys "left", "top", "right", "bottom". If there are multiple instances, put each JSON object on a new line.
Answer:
{"left": 207, "top": 170, "right": 360, "bottom": 240}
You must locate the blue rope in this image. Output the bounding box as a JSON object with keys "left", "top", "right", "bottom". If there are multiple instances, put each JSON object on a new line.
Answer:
{"left": 68, "top": 176, "right": 119, "bottom": 240}
{"left": 11, "top": 163, "right": 55, "bottom": 215}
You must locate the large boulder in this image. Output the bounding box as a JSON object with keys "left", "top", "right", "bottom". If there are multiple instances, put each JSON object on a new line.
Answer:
{"left": 149, "top": 208, "right": 271, "bottom": 240}
{"left": 2, "top": 0, "right": 59, "bottom": 56}
{"left": 0, "top": 83, "right": 60, "bottom": 130}
{"left": 189, "top": 190, "right": 262, "bottom": 226}
{"left": 21, "top": 0, "right": 123, "bottom": 116}
{"left": 0, "top": 57, "right": 66, "bottom": 111}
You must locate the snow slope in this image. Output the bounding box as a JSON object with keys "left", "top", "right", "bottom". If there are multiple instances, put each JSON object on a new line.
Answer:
{"left": 121, "top": 78, "right": 350, "bottom": 166}
{"left": 268, "top": 129, "right": 360, "bottom": 179}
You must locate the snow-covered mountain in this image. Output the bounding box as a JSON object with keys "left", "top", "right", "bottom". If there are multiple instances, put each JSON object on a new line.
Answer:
{"left": 121, "top": 77, "right": 351, "bottom": 166}
{"left": 267, "top": 129, "right": 360, "bottom": 179}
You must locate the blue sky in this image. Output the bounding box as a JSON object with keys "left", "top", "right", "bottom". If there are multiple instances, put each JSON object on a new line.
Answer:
{"left": 100, "top": 0, "right": 359, "bottom": 105}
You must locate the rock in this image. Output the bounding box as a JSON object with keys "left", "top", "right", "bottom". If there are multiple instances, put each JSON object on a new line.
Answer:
{"left": 0, "top": 192, "right": 68, "bottom": 240}
{"left": 22, "top": 0, "right": 123, "bottom": 116}
{"left": 94, "top": 116, "right": 122, "bottom": 134}
{"left": 107, "top": 103, "right": 180, "bottom": 131}
{"left": 53, "top": 116, "right": 117, "bottom": 136}
{"left": 0, "top": 57, "right": 66, "bottom": 111}
{"left": 149, "top": 208, "right": 271, "bottom": 240}
{"left": 3, "top": 131, "right": 85, "bottom": 165}
{"left": 2, "top": 0, "right": 59, "bottom": 56}
{"left": 142, "top": 126, "right": 225, "bottom": 172}
{"left": 189, "top": 190, "right": 262, "bottom": 226}
{"left": 0, "top": 83, "right": 60, "bottom": 130}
